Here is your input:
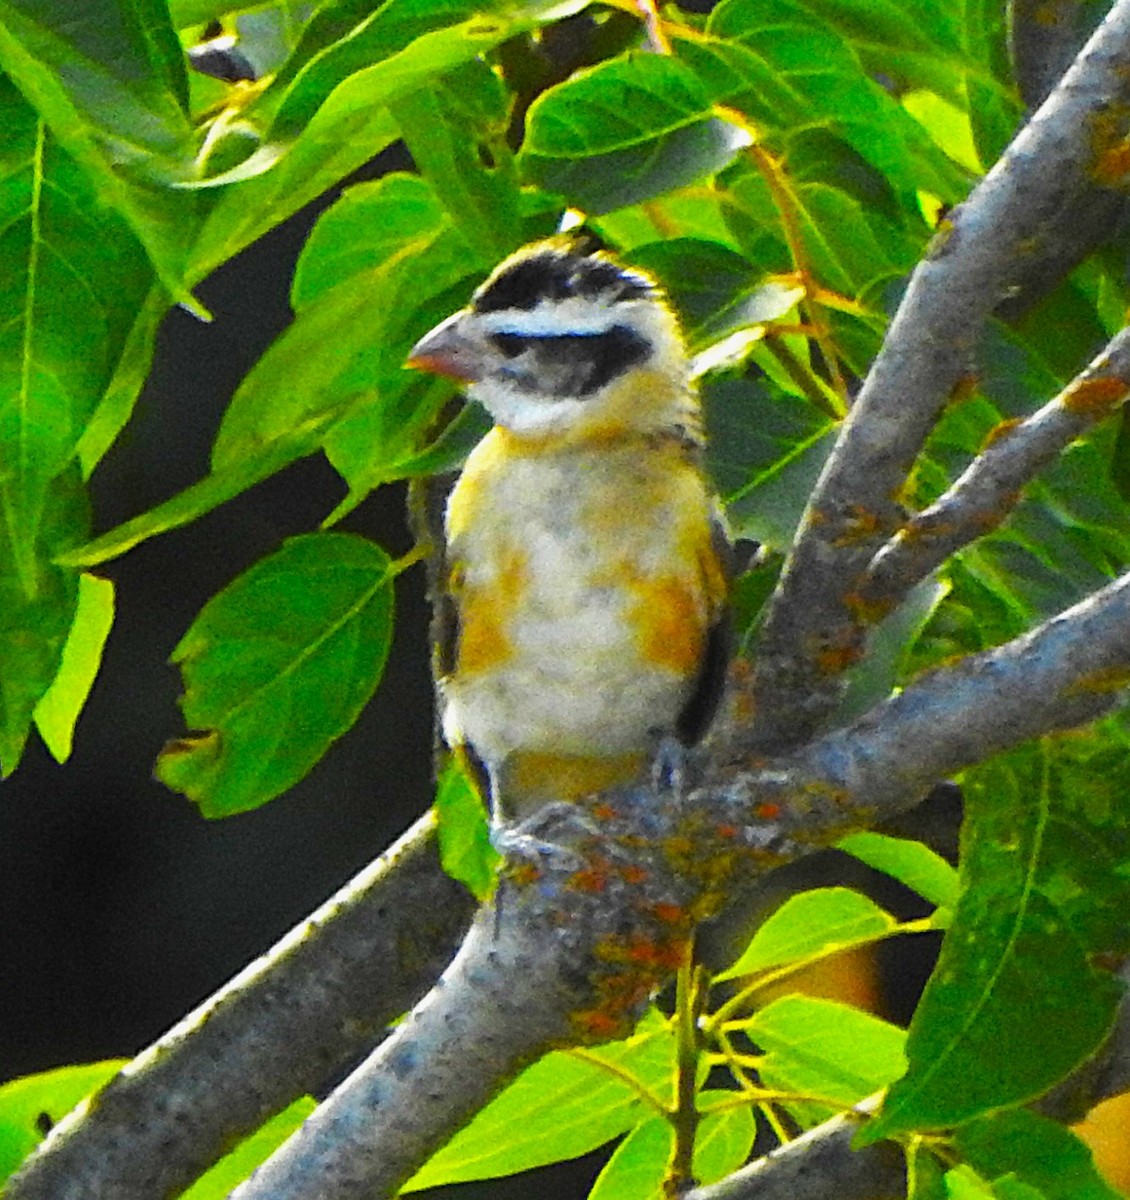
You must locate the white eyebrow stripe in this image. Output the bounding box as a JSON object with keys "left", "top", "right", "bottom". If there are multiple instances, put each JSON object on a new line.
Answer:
{"left": 478, "top": 297, "right": 639, "bottom": 337}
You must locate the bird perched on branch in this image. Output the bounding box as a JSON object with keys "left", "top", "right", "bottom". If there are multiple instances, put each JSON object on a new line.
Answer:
{"left": 408, "top": 239, "right": 730, "bottom": 824}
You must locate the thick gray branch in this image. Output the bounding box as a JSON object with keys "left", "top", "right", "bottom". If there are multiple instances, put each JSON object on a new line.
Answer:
{"left": 748, "top": 0, "right": 1130, "bottom": 752}
{"left": 227, "top": 570, "right": 1130, "bottom": 1199}
{"left": 862, "top": 325, "right": 1130, "bottom": 608}
{"left": 230, "top": 896, "right": 597, "bottom": 1200}
{"left": 4, "top": 813, "right": 474, "bottom": 1200}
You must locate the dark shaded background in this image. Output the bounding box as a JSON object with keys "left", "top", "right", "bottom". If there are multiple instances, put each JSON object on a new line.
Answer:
{"left": 0, "top": 144, "right": 440, "bottom": 1083}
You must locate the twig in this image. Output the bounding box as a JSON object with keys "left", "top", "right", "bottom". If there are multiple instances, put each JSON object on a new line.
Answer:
{"left": 861, "top": 325, "right": 1130, "bottom": 609}
{"left": 746, "top": 0, "right": 1130, "bottom": 753}
{"left": 4, "top": 813, "right": 474, "bottom": 1200}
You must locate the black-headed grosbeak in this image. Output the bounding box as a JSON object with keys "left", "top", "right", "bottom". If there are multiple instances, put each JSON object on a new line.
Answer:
{"left": 408, "top": 239, "right": 730, "bottom": 822}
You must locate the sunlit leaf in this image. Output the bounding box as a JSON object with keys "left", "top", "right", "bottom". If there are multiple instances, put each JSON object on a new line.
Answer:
{"left": 33, "top": 573, "right": 114, "bottom": 763}
{"left": 157, "top": 533, "right": 395, "bottom": 816}
{"left": 716, "top": 888, "right": 897, "bottom": 981}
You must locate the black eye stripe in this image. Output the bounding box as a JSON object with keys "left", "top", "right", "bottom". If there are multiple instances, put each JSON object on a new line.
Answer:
{"left": 489, "top": 332, "right": 527, "bottom": 358}
{"left": 490, "top": 326, "right": 651, "bottom": 396}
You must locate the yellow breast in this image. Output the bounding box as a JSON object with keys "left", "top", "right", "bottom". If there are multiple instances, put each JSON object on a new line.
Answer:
{"left": 441, "top": 425, "right": 726, "bottom": 779}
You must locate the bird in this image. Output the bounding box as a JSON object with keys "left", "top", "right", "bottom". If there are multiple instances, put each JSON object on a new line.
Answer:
{"left": 407, "top": 238, "right": 730, "bottom": 826}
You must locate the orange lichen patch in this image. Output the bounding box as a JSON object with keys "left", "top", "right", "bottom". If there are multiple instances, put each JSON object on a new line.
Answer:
{"left": 981, "top": 416, "right": 1023, "bottom": 450}
{"left": 592, "top": 802, "right": 620, "bottom": 821}
{"left": 569, "top": 865, "right": 610, "bottom": 894}
{"left": 630, "top": 574, "right": 706, "bottom": 675}
{"left": 815, "top": 641, "right": 864, "bottom": 674}
{"left": 505, "top": 861, "right": 542, "bottom": 887}
{"left": 1032, "top": 0, "right": 1064, "bottom": 26}
{"left": 1066, "top": 665, "right": 1130, "bottom": 694}
{"left": 946, "top": 373, "right": 981, "bottom": 407}
{"left": 1062, "top": 374, "right": 1130, "bottom": 416}
{"left": 652, "top": 901, "right": 686, "bottom": 925}
{"left": 620, "top": 864, "right": 649, "bottom": 884}
{"left": 831, "top": 506, "right": 885, "bottom": 547}
{"left": 572, "top": 1009, "right": 622, "bottom": 1039}
{"left": 1093, "top": 138, "right": 1130, "bottom": 186}
{"left": 843, "top": 589, "right": 895, "bottom": 625}
{"left": 716, "top": 823, "right": 740, "bottom": 840}
{"left": 754, "top": 802, "right": 781, "bottom": 821}
{"left": 1089, "top": 108, "right": 1130, "bottom": 185}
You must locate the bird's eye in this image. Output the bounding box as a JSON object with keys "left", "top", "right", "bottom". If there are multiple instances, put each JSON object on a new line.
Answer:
{"left": 490, "top": 333, "right": 527, "bottom": 358}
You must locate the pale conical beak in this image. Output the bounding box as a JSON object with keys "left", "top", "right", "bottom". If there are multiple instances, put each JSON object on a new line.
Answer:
{"left": 406, "top": 312, "right": 487, "bottom": 382}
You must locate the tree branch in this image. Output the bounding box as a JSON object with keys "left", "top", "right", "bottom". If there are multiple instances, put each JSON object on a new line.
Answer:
{"left": 684, "top": 1103, "right": 905, "bottom": 1200}
{"left": 4, "top": 813, "right": 475, "bottom": 1200}
{"left": 860, "top": 325, "right": 1130, "bottom": 612}
{"left": 747, "top": 0, "right": 1130, "bottom": 752}
{"left": 226, "top": 568, "right": 1130, "bottom": 1199}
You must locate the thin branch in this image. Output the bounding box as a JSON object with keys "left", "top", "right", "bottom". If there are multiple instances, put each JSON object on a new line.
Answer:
{"left": 224, "top": 569, "right": 1130, "bottom": 1199}
{"left": 4, "top": 813, "right": 475, "bottom": 1200}
{"left": 684, "top": 1104, "right": 905, "bottom": 1200}
{"left": 861, "top": 325, "right": 1130, "bottom": 609}
{"left": 746, "top": 0, "right": 1130, "bottom": 753}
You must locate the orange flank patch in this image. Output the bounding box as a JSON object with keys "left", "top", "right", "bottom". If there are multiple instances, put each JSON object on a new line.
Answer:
{"left": 506, "top": 751, "right": 645, "bottom": 805}
{"left": 631, "top": 574, "right": 705, "bottom": 675}
{"left": 1063, "top": 375, "right": 1130, "bottom": 416}
{"left": 456, "top": 546, "right": 527, "bottom": 675}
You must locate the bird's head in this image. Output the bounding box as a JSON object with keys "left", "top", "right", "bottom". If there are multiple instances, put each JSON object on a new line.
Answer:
{"left": 407, "top": 240, "right": 697, "bottom": 441}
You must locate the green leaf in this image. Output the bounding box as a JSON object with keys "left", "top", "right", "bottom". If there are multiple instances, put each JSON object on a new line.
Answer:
{"left": 944, "top": 1165, "right": 1011, "bottom": 1199}
{"left": 0, "top": 79, "right": 154, "bottom": 588}
{"left": 179, "top": 1097, "right": 318, "bottom": 1198}
{"left": 391, "top": 60, "right": 520, "bottom": 265}
{"left": 703, "top": 376, "right": 836, "bottom": 549}
{"left": 693, "top": 1094, "right": 755, "bottom": 1185}
{"left": 693, "top": 1, "right": 970, "bottom": 201}
{"left": 76, "top": 286, "right": 170, "bottom": 477}
{"left": 955, "top": 1109, "right": 1123, "bottom": 1200}
{"left": 0, "top": 2, "right": 200, "bottom": 308}
{"left": 864, "top": 735, "right": 1130, "bottom": 1142}
{"left": 746, "top": 994, "right": 907, "bottom": 1126}
{"left": 33, "top": 573, "right": 114, "bottom": 763}
{"left": 0, "top": 1060, "right": 127, "bottom": 1185}
{"left": 588, "top": 1117, "right": 672, "bottom": 1200}
{"left": 404, "top": 1017, "right": 675, "bottom": 1190}
{"left": 520, "top": 53, "right": 748, "bottom": 213}
{"left": 156, "top": 533, "right": 395, "bottom": 817}
{"left": 434, "top": 760, "right": 497, "bottom": 901}
{"left": 215, "top": 215, "right": 479, "bottom": 477}
{"left": 837, "top": 831, "right": 960, "bottom": 910}
{"left": 624, "top": 238, "right": 801, "bottom": 352}
{"left": 290, "top": 172, "right": 450, "bottom": 309}
{"left": 716, "top": 887, "right": 898, "bottom": 981}
{"left": 187, "top": 106, "right": 400, "bottom": 281}
{"left": 265, "top": 0, "right": 585, "bottom": 145}
{"left": 0, "top": 470, "right": 86, "bottom": 774}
